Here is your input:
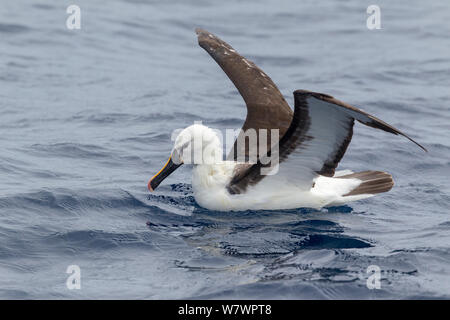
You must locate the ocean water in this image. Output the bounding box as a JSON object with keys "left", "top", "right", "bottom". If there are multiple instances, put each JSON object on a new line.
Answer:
{"left": 0, "top": 0, "right": 449, "bottom": 299}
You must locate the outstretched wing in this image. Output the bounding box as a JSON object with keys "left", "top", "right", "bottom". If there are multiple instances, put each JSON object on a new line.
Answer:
{"left": 227, "top": 90, "right": 426, "bottom": 194}
{"left": 196, "top": 28, "right": 293, "bottom": 163}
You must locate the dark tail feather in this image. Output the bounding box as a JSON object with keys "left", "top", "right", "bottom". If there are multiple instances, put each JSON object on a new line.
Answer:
{"left": 337, "top": 171, "right": 394, "bottom": 196}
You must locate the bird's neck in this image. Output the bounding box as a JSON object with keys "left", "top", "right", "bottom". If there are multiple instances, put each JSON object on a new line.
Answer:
{"left": 191, "top": 161, "right": 236, "bottom": 192}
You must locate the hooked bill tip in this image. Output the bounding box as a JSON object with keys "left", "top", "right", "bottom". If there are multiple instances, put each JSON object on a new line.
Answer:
{"left": 148, "top": 180, "right": 154, "bottom": 192}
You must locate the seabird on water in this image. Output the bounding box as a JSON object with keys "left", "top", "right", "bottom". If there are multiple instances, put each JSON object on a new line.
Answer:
{"left": 148, "top": 28, "right": 426, "bottom": 211}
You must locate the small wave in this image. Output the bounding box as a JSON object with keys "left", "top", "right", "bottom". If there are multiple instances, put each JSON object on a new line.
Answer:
{"left": 0, "top": 23, "right": 29, "bottom": 34}
{"left": 29, "top": 143, "right": 112, "bottom": 159}
{"left": 249, "top": 55, "right": 310, "bottom": 67}
{"left": 43, "top": 229, "right": 156, "bottom": 251}
{"left": 0, "top": 189, "right": 152, "bottom": 213}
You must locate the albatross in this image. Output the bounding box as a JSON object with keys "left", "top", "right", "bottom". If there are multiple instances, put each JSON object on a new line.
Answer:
{"left": 148, "top": 28, "right": 426, "bottom": 211}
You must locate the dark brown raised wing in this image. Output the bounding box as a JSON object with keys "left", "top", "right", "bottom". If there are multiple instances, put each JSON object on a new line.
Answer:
{"left": 196, "top": 28, "right": 293, "bottom": 163}
{"left": 227, "top": 90, "right": 427, "bottom": 194}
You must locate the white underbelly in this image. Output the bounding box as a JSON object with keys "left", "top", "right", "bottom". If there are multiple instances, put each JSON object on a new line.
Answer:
{"left": 192, "top": 166, "right": 372, "bottom": 211}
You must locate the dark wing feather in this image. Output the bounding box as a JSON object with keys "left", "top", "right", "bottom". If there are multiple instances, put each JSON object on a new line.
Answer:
{"left": 196, "top": 28, "right": 293, "bottom": 164}
{"left": 227, "top": 90, "right": 426, "bottom": 194}
{"left": 303, "top": 90, "right": 427, "bottom": 152}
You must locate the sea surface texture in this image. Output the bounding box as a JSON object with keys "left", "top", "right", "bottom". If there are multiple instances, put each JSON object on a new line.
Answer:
{"left": 0, "top": 0, "right": 449, "bottom": 299}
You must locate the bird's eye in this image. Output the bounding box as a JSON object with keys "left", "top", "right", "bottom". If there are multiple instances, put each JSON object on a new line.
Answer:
{"left": 171, "top": 149, "right": 183, "bottom": 165}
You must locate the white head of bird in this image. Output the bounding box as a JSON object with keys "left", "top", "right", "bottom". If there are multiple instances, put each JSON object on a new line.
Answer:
{"left": 172, "top": 124, "right": 222, "bottom": 165}
{"left": 148, "top": 124, "right": 223, "bottom": 191}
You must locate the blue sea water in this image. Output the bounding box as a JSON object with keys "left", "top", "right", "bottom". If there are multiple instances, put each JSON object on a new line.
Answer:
{"left": 0, "top": 0, "right": 449, "bottom": 299}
